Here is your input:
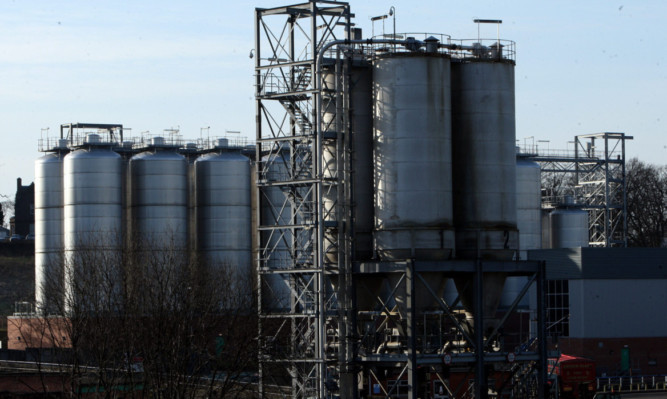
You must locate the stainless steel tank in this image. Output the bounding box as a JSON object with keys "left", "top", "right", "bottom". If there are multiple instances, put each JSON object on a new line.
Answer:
{"left": 373, "top": 54, "right": 455, "bottom": 261}
{"left": 178, "top": 141, "right": 200, "bottom": 256}
{"left": 260, "top": 145, "right": 292, "bottom": 312}
{"left": 63, "top": 134, "right": 123, "bottom": 308}
{"left": 369, "top": 52, "right": 456, "bottom": 321}
{"left": 34, "top": 141, "right": 68, "bottom": 314}
{"left": 501, "top": 157, "right": 541, "bottom": 309}
{"left": 541, "top": 209, "right": 552, "bottom": 249}
{"left": 550, "top": 198, "right": 589, "bottom": 248}
{"left": 516, "top": 158, "right": 542, "bottom": 254}
{"left": 451, "top": 60, "right": 519, "bottom": 258}
{"left": 195, "top": 140, "right": 252, "bottom": 307}
{"left": 451, "top": 59, "right": 518, "bottom": 334}
{"left": 129, "top": 138, "right": 188, "bottom": 249}
{"left": 322, "top": 60, "right": 374, "bottom": 263}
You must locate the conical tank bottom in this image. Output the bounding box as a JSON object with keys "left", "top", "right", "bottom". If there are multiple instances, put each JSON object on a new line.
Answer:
{"left": 358, "top": 273, "right": 452, "bottom": 317}
{"left": 454, "top": 272, "right": 507, "bottom": 338}
{"left": 355, "top": 275, "right": 386, "bottom": 312}
{"left": 415, "top": 272, "right": 451, "bottom": 311}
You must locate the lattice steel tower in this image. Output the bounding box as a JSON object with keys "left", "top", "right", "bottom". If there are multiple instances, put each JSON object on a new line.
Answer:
{"left": 254, "top": 2, "right": 352, "bottom": 398}
{"left": 575, "top": 133, "right": 631, "bottom": 247}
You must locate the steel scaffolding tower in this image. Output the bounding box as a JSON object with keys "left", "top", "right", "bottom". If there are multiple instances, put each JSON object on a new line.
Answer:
{"left": 575, "top": 133, "right": 631, "bottom": 247}
{"left": 254, "top": 2, "right": 352, "bottom": 398}
{"left": 527, "top": 132, "right": 632, "bottom": 247}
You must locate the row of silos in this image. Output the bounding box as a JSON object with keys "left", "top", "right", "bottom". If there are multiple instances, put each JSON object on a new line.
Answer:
{"left": 259, "top": 44, "right": 523, "bottom": 323}
{"left": 342, "top": 48, "right": 521, "bottom": 263}
{"left": 35, "top": 136, "right": 252, "bottom": 314}
{"left": 319, "top": 41, "right": 583, "bottom": 337}
{"left": 368, "top": 46, "right": 518, "bottom": 331}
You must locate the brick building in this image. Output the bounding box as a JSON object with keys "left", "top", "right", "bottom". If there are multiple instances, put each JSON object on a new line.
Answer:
{"left": 11, "top": 177, "right": 34, "bottom": 237}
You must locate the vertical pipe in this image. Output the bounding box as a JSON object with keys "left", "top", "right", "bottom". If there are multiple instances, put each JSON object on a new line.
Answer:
{"left": 474, "top": 259, "right": 487, "bottom": 399}
{"left": 621, "top": 135, "right": 628, "bottom": 247}
{"left": 537, "top": 261, "right": 548, "bottom": 399}
{"left": 604, "top": 135, "right": 610, "bottom": 247}
{"left": 338, "top": 49, "right": 358, "bottom": 399}
{"left": 406, "top": 261, "right": 417, "bottom": 399}
{"left": 254, "top": 8, "right": 264, "bottom": 399}
{"left": 311, "top": 3, "right": 327, "bottom": 396}
{"left": 574, "top": 137, "right": 580, "bottom": 186}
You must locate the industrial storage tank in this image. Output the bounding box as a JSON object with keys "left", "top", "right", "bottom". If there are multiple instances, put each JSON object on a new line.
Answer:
{"left": 373, "top": 50, "right": 455, "bottom": 261}
{"left": 181, "top": 141, "right": 200, "bottom": 258}
{"left": 322, "top": 60, "right": 374, "bottom": 262}
{"left": 451, "top": 47, "right": 518, "bottom": 334}
{"left": 541, "top": 209, "right": 552, "bottom": 249}
{"left": 501, "top": 157, "right": 541, "bottom": 309}
{"left": 259, "top": 144, "right": 292, "bottom": 312}
{"left": 195, "top": 139, "right": 252, "bottom": 307}
{"left": 516, "top": 157, "right": 542, "bottom": 255}
{"left": 129, "top": 137, "right": 188, "bottom": 249}
{"left": 451, "top": 59, "right": 518, "bottom": 258}
{"left": 368, "top": 42, "right": 457, "bottom": 320}
{"left": 34, "top": 140, "right": 68, "bottom": 314}
{"left": 63, "top": 133, "right": 123, "bottom": 308}
{"left": 550, "top": 197, "right": 589, "bottom": 248}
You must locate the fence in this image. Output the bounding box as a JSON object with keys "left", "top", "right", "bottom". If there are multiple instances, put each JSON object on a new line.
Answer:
{"left": 597, "top": 375, "right": 667, "bottom": 393}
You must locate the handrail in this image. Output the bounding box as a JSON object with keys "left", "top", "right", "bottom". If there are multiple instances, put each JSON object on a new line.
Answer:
{"left": 597, "top": 375, "right": 667, "bottom": 392}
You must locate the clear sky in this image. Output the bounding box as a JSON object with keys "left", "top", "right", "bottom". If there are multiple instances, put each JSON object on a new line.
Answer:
{"left": 1, "top": 0, "right": 665, "bottom": 199}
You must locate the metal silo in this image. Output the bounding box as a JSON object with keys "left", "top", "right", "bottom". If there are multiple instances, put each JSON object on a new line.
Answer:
{"left": 63, "top": 134, "right": 123, "bottom": 310}
{"left": 541, "top": 209, "right": 552, "bottom": 249}
{"left": 181, "top": 141, "right": 200, "bottom": 257}
{"left": 516, "top": 158, "right": 542, "bottom": 254}
{"left": 451, "top": 60, "right": 519, "bottom": 258}
{"left": 34, "top": 139, "right": 68, "bottom": 314}
{"left": 501, "top": 157, "right": 541, "bottom": 309}
{"left": 550, "top": 197, "right": 589, "bottom": 248}
{"left": 322, "top": 60, "right": 374, "bottom": 263}
{"left": 260, "top": 145, "right": 292, "bottom": 312}
{"left": 370, "top": 49, "right": 455, "bottom": 321}
{"left": 451, "top": 56, "right": 518, "bottom": 334}
{"left": 129, "top": 137, "right": 188, "bottom": 249}
{"left": 373, "top": 53, "right": 455, "bottom": 261}
{"left": 195, "top": 139, "right": 252, "bottom": 307}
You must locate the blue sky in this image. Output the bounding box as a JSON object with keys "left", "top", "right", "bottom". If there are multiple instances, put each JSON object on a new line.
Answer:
{"left": 1, "top": 0, "right": 665, "bottom": 198}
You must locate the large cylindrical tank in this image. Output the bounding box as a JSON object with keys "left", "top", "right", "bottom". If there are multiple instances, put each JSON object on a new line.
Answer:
{"left": 322, "top": 60, "right": 374, "bottom": 262}
{"left": 63, "top": 135, "right": 123, "bottom": 309}
{"left": 129, "top": 139, "right": 188, "bottom": 249}
{"left": 451, "top": 59, "right": 518, "bottom": 334}
{"left": 34, "top": 144, "right": 67, "bottom": 314}
{"left": 260, "top": 145, "right": 292, "bottom": 312}
{"left": 451, "top": 60, "right": 519, "bottom": 258}
{"left": 501, "top": 157, "right": 541, "bottom": 309}
{"left": 373, "top": 54, "right": 455, "bottom": 261}
{"left": 516, "top": 158, "right": 542, "bottom": 254}
{"left": 195, "top": 141, "right": 252, "bottom": 307}
{"left": 541, "top": 209, "right": 552, "bottom": 249}
{"left": 550, "top": 200, "right": 589, "bottom": 248}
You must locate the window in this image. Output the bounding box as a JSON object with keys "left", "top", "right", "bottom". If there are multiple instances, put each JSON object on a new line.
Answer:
{"left": 546, "top": 279, "right": 569, "bottom": 337}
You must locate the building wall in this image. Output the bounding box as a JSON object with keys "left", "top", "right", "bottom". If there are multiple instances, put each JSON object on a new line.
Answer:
{"left": 7, "top": 316, "right": 70, "bottom": 350}
{"left": 559, "top": 336, "right": 667, "bottom": 376}
{"left": 569, "top": 279, "right": 667, "bottom": 338}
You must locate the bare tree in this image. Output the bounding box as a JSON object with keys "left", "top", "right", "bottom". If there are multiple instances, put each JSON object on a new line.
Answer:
{"left": 14, "top": 233, "right": 258, "bottom": 398}
{"left": 0, "top": 193, "right": 13, "bottom": 228}
{"left": 625, "top": 158, "right": 667, "bottom": 247}
{"left": 541, "top": 172, "right": 577, "bottom": 204}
